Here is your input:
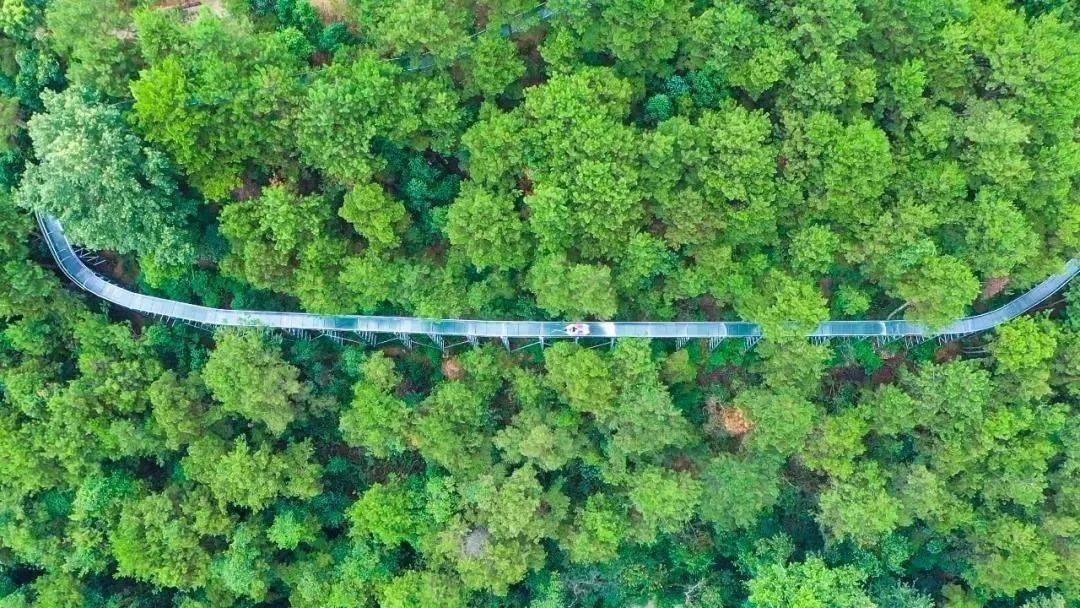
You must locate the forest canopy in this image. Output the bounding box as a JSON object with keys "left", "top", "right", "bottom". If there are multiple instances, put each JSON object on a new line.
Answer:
{"left": 4, "top": 0, "right": 1076, "bottom": 327}
{"left": 0, "top": 0, "right": 1078, "bottom": 607}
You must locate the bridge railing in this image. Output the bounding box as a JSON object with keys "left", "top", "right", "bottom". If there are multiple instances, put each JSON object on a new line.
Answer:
{"left": 35, "top": 213, "right": 1080, "bottom": 343}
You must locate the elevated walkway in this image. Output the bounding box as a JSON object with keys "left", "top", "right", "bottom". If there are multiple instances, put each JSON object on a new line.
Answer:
{"left": 36, "top": 214, "right": 1080, "bottom": 342}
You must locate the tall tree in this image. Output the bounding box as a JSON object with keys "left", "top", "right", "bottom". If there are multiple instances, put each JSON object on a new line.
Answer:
{"left": 45, "top": 0, "right": 140, "bottom": 97}
{"left": 746, "top": 556, "right": 875, "bottom": 608}
{"left": 131, "top": 11, "right": 308, "bottom": 199}
{"left": 218, "top": 185, "right": 350, "bottom": 312}
{"left": 202, "top": 329, "right": 308, "bottom": 435}
{"left": 17, "top": 89, "right": 196, "bottom": 266}
{"left": 296, "top": 51, "right": 464, "bottom": 185}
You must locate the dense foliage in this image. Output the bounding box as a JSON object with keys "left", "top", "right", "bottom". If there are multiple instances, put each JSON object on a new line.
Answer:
{"left": 2, "top": 252, "right": 1080, "bottom": 606}
{"left": 6, "top": 0, "right": 1077, "bottom": 327}
{"left": 0, "top": 0, "right": 1078, "bottom": 606}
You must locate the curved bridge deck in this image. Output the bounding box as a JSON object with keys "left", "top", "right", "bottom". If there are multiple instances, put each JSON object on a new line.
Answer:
{"left": 37, "top": 214, "right": 1080, "bottom": 341}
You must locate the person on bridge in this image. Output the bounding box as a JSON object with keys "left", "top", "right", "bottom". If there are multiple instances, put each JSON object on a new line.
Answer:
{"left": 564, "top": 323, "right": 590, "bottom": 337}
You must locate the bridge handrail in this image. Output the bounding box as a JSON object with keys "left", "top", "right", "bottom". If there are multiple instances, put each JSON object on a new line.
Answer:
{"left": 35, "top": 213, "right": 1080, "bottom": 340}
